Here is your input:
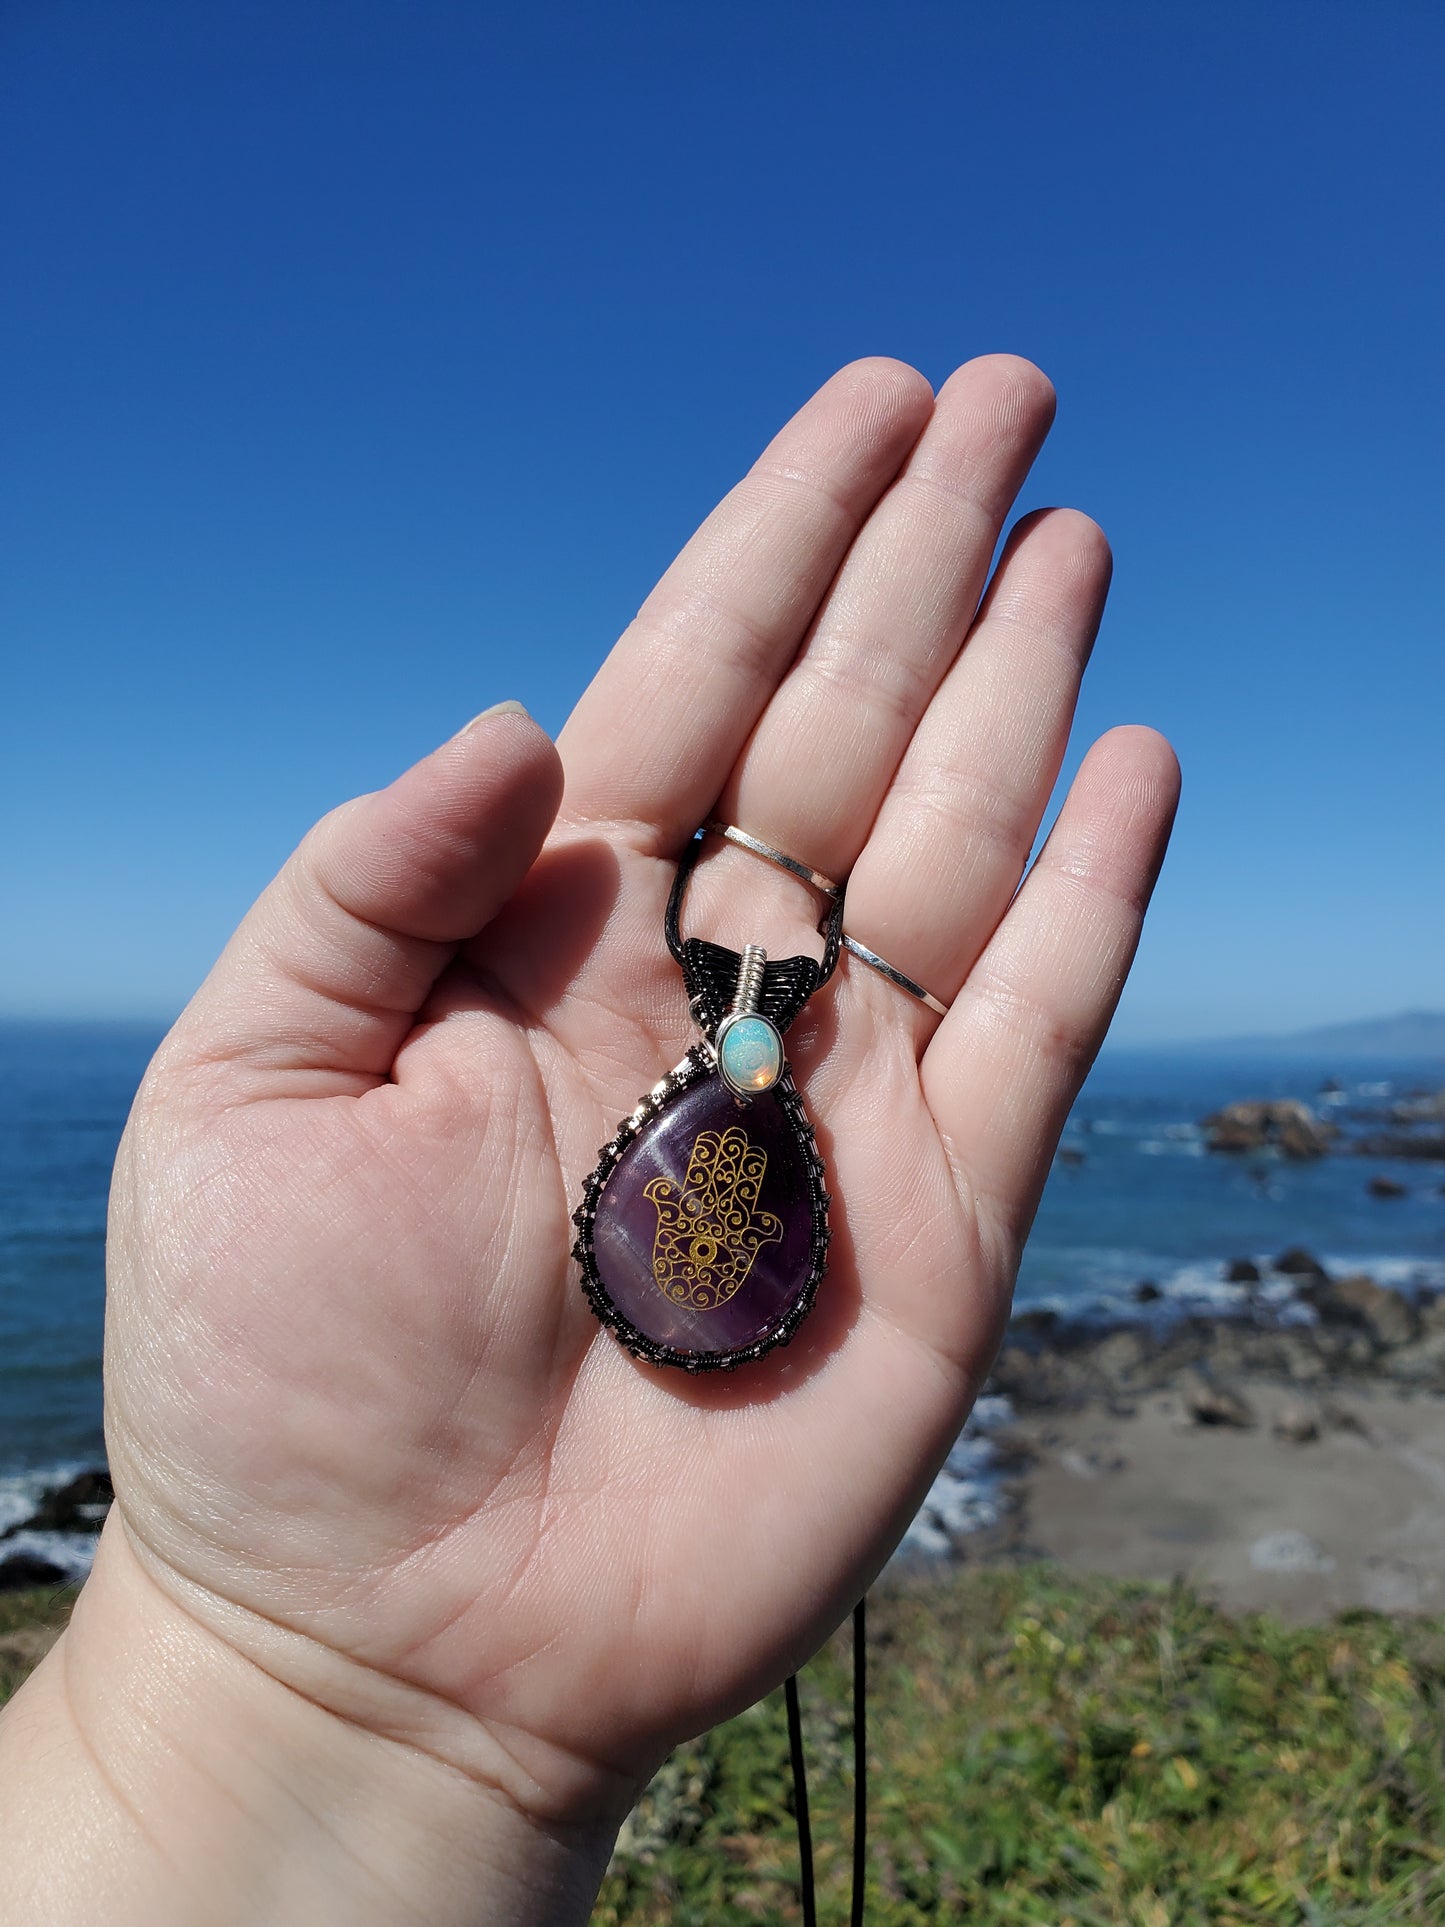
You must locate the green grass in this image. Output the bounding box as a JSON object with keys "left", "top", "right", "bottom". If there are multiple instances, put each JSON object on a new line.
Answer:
{"left": 0, "top": 1582, "right": 77, "bottom": 1705}
{"left": 596, "top": 1570, "right": 1445, "bottom": 1926}
{"left": 7, "top": 1571, "right": 1445, "bottom": 1921}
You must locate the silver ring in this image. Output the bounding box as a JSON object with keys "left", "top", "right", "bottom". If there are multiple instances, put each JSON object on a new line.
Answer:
{"left": 702, "top": 821, "right": 841, "bottom": 896}
{"left": 842, "top": 935, "right": 950, "bottom": 1017}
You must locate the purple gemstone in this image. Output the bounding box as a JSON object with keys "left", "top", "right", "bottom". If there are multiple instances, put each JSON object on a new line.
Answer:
{"left": 591, "top": 1074, "right": 818, "bottom": 1361}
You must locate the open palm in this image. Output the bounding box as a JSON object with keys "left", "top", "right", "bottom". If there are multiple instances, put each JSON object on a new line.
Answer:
{"left": 104, "top": 357, "right": 1178, "bottom": 1822}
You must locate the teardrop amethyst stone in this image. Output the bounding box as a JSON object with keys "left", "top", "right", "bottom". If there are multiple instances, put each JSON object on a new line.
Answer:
{"left": 589, "top": 1073, "right": 819, "bottom": 1365}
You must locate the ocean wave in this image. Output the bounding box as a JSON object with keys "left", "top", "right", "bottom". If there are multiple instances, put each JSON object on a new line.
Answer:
{"left": 1017, "top": 1248, "right": 1445, "bottom": 1331}
{"left": 0, "top": 1462, "right": 102, "bottom": 1582}
{"left": 0, "top": 1527, "right": 95, "bottom": 1583}
{"left": 895, "top": 1396, "right": 1014, "bottom": 1561}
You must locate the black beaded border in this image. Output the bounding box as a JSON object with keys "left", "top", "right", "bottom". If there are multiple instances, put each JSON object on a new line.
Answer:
{"left": 571, "top": 1046, "right": 832, "bottom": 1374}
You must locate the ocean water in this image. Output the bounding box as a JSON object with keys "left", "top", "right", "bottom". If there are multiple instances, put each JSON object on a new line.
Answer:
{"left": 3, "top": 1023, "right": 1443, "bottom": 1572}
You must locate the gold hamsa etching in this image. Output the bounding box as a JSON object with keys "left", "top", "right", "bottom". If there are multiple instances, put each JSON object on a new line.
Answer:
{"left": 643, "top": 1126, "right": 784, "bottom": 1309}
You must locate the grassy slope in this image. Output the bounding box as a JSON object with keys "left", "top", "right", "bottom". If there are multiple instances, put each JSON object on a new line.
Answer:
{"left": 7, "top": 1572, "right": 1445, "bottom": 1923}
{"left": 0, "top": 1584, "right": 75, "bottom": 1705}
{"left": 598, "top": 1570, "right": 1445, "bottom": 1926}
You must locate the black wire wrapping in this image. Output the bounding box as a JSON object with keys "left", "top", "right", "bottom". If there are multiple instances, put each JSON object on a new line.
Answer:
{"left": 784, "top": 1596, "right": 867, "bottom": 1926}
{"left": 665, "top": 824, "right": 847, "bottom": 1031}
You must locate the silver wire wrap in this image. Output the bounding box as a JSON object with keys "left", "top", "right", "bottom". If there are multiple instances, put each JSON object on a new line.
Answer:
{"left": 732, "top": 943, "right": 768, "bottom": 1014}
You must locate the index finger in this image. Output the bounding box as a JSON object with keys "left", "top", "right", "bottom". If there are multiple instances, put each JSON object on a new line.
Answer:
{"left": 556, "top": 358, "right": 934, "bottom": 850}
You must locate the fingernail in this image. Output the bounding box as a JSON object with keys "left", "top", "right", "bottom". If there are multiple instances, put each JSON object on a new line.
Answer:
{"left": 457, "top": 699, "right": 531, "bottom": 735}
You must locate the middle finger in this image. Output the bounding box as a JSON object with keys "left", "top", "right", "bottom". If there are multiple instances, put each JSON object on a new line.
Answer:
{"left": 710, "top": 354, "right": 1057, "bottom": 888}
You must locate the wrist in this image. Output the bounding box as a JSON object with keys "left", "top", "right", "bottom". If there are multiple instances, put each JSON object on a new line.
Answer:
{"left": 0, "top": 1517, "right": 630, "bottom": 1926}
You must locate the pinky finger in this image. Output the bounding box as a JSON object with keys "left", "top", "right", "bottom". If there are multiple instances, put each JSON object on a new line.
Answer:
{"left": 922, "top": 725, "right": 1180, "bottom": 1270}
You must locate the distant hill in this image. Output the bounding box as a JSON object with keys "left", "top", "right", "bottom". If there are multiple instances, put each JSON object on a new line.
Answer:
{"left": 1183, "top": 1011, "right": 1445, "bottom": 1057}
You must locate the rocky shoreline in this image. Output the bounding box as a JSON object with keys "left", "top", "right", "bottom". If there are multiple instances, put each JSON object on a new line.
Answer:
{"left": 0, "top": 1470, "right": 112, "bottom": 1592}
{"left": 6, "top": 1247, "right": 1445, "bottom": 1609}
{"left": 926, "top": 1244, "right": 1445, "bottom": 1618}
{"left": 991, "top": 1246, "right": 1445, "bottom": 1417}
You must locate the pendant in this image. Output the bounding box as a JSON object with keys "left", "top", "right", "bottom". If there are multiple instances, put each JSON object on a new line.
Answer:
{"left": 573, "top": 941, "right": 832, "bottom": 1373}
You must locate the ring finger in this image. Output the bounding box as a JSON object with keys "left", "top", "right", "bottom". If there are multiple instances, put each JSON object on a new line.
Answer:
{"left": 842, "top": 504, "right": 1113, "bottom": 1028}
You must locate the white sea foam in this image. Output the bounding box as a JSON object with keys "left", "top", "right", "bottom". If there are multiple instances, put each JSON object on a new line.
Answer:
{"left": 0, "top": 1527, "right": 95, "bottom": 1583}
{"left": 896, "top": 1396, "right": 1014, "bottom": 1561}
{"left": 0, "top": 1463, "right": 103, "bottom": 1583}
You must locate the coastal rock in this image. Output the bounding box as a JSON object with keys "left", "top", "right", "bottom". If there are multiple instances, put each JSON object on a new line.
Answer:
{"left": 1366, "top": 1174, "right": 1407, "bottom": 1199}
{"left": 1391, "top": 1088, "right": 1445, "bottom": 1123}
{"left": 1225, "top": 1258, "right": 1261, "bottom": 1284}
{"left": 1355, "top": 1133, "right": 1445, "bottom": 1162}
{"left": 1202, "top": 1100, "right": 1335, "bottom": 1160}
{"left": 1273, "top": 1330, "right": 1330, "bottom": 1385}
{"left": 1300, "top": 1274, "right": 1419, "bottom": 1350}
{"left": 987, "top": 1346, "right": 1087, "bottom": 1412}
{"left": 0, "top": 1552, "right": 67, "bottom": 1592}
{"left": 1205, "top": 1326, "right": 1250, "bottom": 1378}
{"left": 1089, "top": 1329, "right": 1147, "bottom": 1388}
{"left": 1272, "top": 1400, "right": 1320, "bottom": 1444}
{"left": 1382, "top": 1331, "right": 1445, "bottom": 1390}
{"left": 1181, "top": 1373, "right": 1256, "bottom": 1429}
{"left": 1011, "top": 1308, "right": 1060, "bottom": 1340}
{"left": 0, "top": 1468, "right": 113, "bottom": 1542}
{"left": 1320, "top": 1399, "right": 1370, "bottom": 1437}
{"left": 1274, "top": 1246, "right": 1329, "bottom": 1281}
{"left": 1134, "top": 1279, "right": 1162, "bottom": 1303}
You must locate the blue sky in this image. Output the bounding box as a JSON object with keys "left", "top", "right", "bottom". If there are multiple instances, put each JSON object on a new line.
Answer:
{"left": 3, "top": 1, "right": 1441, "bottom": 1041}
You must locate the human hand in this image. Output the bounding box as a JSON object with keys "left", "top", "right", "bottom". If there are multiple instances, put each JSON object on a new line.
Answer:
{"left": 3, "top": 357, "right": 1178, "bottom": 1923}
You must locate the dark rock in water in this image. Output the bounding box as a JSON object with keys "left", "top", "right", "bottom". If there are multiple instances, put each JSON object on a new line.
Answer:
{"left": 1181, "top": 1372, "right": 1256, "bottom": 1429}
{"left": 1391, "top": 1089, "right": 1445, "bottom": 1123}
{"left": 1274, "top": 1246, "right": 1328, "bottom": 1281}
{"left": 1319, "top": 1076, "right": 1342, "bottom": 1095}
{"left": 0, "top": 1469, "right": 114, "bottom": 1541}
{"left": 1367, "top": 1174, "right": 1407, "bottom": 1199}
{"left": 1056, "top": 1147, "right": 1085, "bottom": 1168}
{"left": 1134, "top": 1279, "right": 1161, "bottom": 1303}
{"left": 1010, "top": 1308, "right": 1060, "bottom": 1341}
{"left": 1356, "top": 1132, "right": 1445, "bottom": 1162}
{"left": 0, "top": 1552, "right": 67, "bottom": 1592}
{"left": 1299, "top": 1273, "right": 1419, "bottom": 1350}
{"left": 1225, "top": 1258, "right": 1261, "bottom": 1284}
{"left": 1202, "top": 1100, "right": 1335, "bottom": 1160}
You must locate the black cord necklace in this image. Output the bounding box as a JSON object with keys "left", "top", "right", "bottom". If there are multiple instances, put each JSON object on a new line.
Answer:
{"left": 570, "top": 823, "right": 867, "bottom": 1913}
{"left": 785, "top": 1596, "right": 867, "bottom": 1927}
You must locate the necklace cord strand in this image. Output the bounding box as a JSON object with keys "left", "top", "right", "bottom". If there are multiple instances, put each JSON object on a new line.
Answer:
{"left": 784, "top": 1671, "right": 818, "bottom": 1927}
{"left": 666, "top": 828, "right": 847, "bottom": 984}
{"left": 852, "top": 1595, "right": 867, "bottom": 1927}
{"left": 785, "top": 1595, "right": 867, "bottom": 1927}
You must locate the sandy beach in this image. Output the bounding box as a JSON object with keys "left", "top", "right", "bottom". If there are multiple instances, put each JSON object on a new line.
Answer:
{"left": 1015, "top": 1378, "right": 1445, "bottom": 1620}
{"left": 944, "top": 1258, "right": 1445, "bottom": 1621}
